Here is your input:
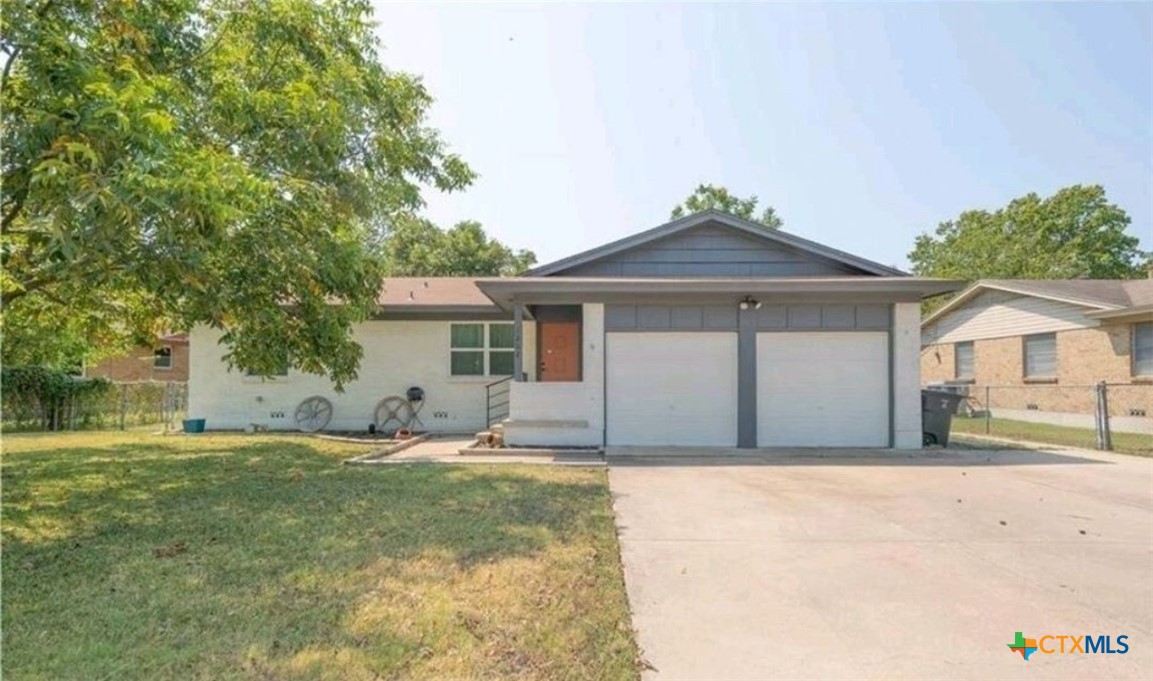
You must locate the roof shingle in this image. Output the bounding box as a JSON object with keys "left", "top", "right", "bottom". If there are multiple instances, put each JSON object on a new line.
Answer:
{"left": 377, "top": 277, "right": 495, "bottom": 308}
{"left": 979, "top": 279, "right": 1152, "bottom": 309}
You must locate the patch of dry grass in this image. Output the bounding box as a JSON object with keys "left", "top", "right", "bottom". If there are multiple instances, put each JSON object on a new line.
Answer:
{"left": 2, "top": 432, "right": 639, "bottom": 680}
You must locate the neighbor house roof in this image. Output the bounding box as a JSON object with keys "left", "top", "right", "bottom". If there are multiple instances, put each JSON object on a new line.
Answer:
{"left": 922, "top": 278, "right": 1153, "bottom": 327}
{"left": 525, "top": 210, "right": 908, "bottom": 278}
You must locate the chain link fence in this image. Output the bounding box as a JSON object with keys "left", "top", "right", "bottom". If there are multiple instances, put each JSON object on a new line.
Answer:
{"left": 1, "top": 381, "right": 187, "bottom": 432}
{"left": 941, "top": 383, "right": 1152, "bottom": 455}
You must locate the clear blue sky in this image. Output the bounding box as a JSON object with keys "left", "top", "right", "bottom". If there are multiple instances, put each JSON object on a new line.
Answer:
{"left": 373, "top": 2, "right": 1151, "bottom": 270}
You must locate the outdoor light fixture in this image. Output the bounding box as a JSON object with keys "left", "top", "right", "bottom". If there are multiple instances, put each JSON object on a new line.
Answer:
{"left": 739, "top": 296, "right": 762, "bottom": 310}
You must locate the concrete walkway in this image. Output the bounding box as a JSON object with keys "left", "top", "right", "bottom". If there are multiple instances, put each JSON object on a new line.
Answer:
{"left": 352, "top": 436, "right": 604, "bottom": 466}
{"left": 609, "top": 447, "right": 1153, "bottom": 680}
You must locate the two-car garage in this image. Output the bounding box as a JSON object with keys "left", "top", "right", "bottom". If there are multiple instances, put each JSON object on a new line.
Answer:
{"left": 604, "top": 304, "right": 891, "bottom": 448}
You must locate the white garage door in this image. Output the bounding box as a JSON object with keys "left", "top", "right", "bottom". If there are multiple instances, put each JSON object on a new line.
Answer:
{"left": 757, "top": 332, "right": 889, "bottom": 447}
{"left": 607, "top": 332, "right": 738, "bottom": 447}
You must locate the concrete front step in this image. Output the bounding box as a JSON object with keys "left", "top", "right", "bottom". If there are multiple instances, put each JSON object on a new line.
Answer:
{"left": 459, "top": 445, "right": 604, "bottom": 459}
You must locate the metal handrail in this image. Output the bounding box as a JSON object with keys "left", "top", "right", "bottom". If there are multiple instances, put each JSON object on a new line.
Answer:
{"left": 484, "top": 376, "right": 513, "bottom": 428}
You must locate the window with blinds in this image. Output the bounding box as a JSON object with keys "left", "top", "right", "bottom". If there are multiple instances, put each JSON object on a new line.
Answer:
{"left": 1134, "top": 322, "right": 1153, "bottom": 377}
{"left": 1023, "top": 333, "right": 1057, "bottom": 379}
{"left": 954, "top": 341, "right": 974, "bottom": 380}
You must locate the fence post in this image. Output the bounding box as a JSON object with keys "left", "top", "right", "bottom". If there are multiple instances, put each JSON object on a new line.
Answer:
{"left": 1100, "top": 381, "right": 1112, "bottom": 451}
{"left": 984, "top": 386, "right": 991, "bottom": 434}
{"left": 118, "top": 383, "right": 129, "bottom": 431}
{"left": 1093, "top": 382, "right": 1113, "bottom": 451}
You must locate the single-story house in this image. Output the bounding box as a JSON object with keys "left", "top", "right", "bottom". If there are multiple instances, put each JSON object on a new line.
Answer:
{"left": 920, "top": 278, "right": 1153, "bottom": 432}
{"left": 86, "top": 334, "right": 190, "bottom": 382}
{"left": 188, "top": 211, "right": 960, "bottom": 449}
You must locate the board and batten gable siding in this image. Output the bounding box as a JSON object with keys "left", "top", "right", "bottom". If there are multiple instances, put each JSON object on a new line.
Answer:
{"left": 922, "top": 290, "right": 1098, "bottom": 346}
{"left": 556, "top": 224, "right": 863, "bottom": 277}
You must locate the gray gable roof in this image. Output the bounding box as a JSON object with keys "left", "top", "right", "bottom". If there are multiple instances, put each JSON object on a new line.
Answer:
{"left": 978, "top": 279, "right": 1150, "bottom": 308}
{"left": 526, "top": 211, "right": 907, "bottom": 278}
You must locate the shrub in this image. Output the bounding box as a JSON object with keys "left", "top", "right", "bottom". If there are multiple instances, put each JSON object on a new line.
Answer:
{"left": 1, "top": 366, "right": 113, "bottom": 431}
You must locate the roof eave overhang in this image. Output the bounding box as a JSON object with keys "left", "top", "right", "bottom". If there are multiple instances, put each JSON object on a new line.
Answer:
{"left": 371, "top": 304, "right": 511, "bottom": 320}
{"left": 475, "top": 278, "right": 963, "bottom": 311}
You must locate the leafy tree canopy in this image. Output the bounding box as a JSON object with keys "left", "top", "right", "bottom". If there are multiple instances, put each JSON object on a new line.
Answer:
{"left": 383, "top": 217, "right": 536, "bottom": 277}
{"left": 1, "top": 0, "right": 474, "bottom": 386}
{"left": 670, "top": 183, "right": 783, "bottom": 229}
{"left": 909, "top": 185, "right": 1147, "bottom": 285}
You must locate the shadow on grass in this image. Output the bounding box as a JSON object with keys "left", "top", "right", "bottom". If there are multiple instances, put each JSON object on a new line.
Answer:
{"left": 2, "top": 436, "right": 624, "bottom": 680}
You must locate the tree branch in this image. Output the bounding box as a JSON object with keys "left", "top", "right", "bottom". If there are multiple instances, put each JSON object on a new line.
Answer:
{"left": 2, "top": 275, "right": 53, "bottom": 306}
{"left": 1, "top": 0, "right": 58, "bottom": 95}
{"left": 1, "top": 187, "right": 27, "bottom": 233}
{"left": 1, "top": 45, "right": 22, "bottom": 96}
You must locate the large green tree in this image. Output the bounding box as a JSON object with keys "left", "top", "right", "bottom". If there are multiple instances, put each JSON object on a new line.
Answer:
{"left": 383, "top": 217, "right": 536, "bottom": 277}
{"left": 670, "top": 183, "right": 783, "bottom": 229}
{"left": 1, "top": 0, "right": 473, "bottom": 385}
{"left": 909, "top": 185, "right": 1147, "bottom": 285}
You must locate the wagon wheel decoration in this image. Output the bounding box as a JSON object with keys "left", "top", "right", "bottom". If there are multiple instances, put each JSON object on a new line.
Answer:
{"left": 294, "top": 396, "right": 333, "bottom": 433}
{"left": 374, "top": 396, "right": 414, "bottom": 434}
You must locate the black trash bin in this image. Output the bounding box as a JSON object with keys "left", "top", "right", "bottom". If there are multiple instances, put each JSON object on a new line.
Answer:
{"left": 922, "top": 389, "right": 966, "bottom": 447}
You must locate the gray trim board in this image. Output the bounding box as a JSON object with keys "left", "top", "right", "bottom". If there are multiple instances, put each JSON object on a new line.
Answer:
{"left": 513, "top": 304, "right": 524, "bottom": 382}
{"left": 606, "top": 303, "right": 890, "bottom": 332}
{"left": 606, "top": 304, "right": 739, "bottom": 331}
{"left": 527, "top": 211, "right": 908, "bottom": 278}
{"left": 755, "top": 304, "right": 891, "bottom": 331}
{"left": 737, "top": 308, "right": 757, "bottom": 448}
{"left": 602, "top": 305, "right": 608, "bottom": 448}
{"left": 888, "top": 304, "right": 896, "bottom": 448}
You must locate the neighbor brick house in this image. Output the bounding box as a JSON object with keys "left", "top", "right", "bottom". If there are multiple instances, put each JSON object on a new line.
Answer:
{"left": 920, "top": 279, "right": 1152, "bottom": 432}
{"left": 85, "top": 334, "right": 190, "bottom": 382}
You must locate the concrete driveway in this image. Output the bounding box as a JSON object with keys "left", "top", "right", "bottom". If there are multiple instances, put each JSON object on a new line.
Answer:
{"left": 609, "top": 447, "right": 1153, "bottom": 680}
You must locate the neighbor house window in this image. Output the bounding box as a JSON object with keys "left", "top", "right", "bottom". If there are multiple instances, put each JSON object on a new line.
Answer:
{"left": 153, "top": 347, "right": 173, "bottom": 369}
{"left": 1023, "top": 333, "right": 1057, "bottom": 379}
{"left": 450, "top": 323, "right": 514, "bottom": 376}
{"left": 954, "top": 341, "right": 974, "bottom": 380}
{"left": 1135, "top": 322, "right": 1153, "bottom": 377}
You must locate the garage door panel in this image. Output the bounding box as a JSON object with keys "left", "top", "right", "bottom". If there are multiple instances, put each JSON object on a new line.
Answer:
{"left": 607, "top": 333, "right": 738, "bottom": 447}
{"left": 758, "top": 332, "right": 889, "bottom": 447}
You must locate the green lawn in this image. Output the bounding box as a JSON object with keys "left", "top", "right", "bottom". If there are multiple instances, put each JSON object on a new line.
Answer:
{"left": 950, "top": 416, "right": 1152, "bottom": 456}
{"left": 2, "top": 432, "right": 639, "bottom": 680}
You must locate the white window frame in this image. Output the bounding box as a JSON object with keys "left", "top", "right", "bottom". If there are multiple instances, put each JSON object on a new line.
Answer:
{"left": 1134, "top": 322, "right": 1153, "bottom": 377}
{"left": 450, "top": 322, "right": 514, "bottom": 377}
{"left": 1023, "top": 332, "right": 1057, "bottom": 380}
{"left": 954, "top": 341, "right": 974, "bottom": 381}
{"left": 153, "top": 346, "right": 173, "bottom": 370}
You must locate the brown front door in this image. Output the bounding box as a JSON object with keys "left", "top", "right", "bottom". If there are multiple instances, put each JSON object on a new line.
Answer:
{"left": 538, "top": 320, "right": 581, "bottom": 381}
